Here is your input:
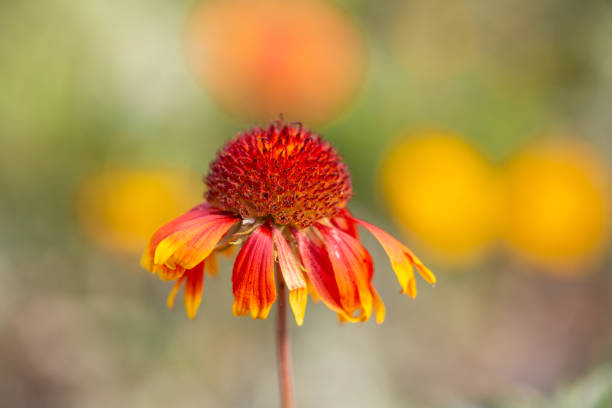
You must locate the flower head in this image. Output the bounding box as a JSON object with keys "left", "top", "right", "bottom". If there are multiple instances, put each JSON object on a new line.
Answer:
{"left": 142, "top": 121, "right": 435, "bottom": 324}
{"left": 205, "top": 123, "right": 352, "bottom": 228}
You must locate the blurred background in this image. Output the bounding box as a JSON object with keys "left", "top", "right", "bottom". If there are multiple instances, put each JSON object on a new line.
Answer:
{"left": 2, "top": 0, "right": 612, "bottom": 406}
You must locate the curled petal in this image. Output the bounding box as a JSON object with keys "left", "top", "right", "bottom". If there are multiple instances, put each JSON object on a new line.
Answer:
{"left": 155, "top": 214, "right": 237, "bottom": 270}
{"left": 155, "top": 263, "right": 185, "bottom": 281}
{"left": 232, "top": 224, "right": 276, "bottom": 319}
{"left": 141, "top": 203, "right": 215, "bottom": 272}
{"left": 354, "top": 219, "right": 435, "bottom": 298}
{"left": 315, "top": 224, "right": 374, "bottom": 321}
{"left": 184, "top": 262, "right": 205, "bottom": 319}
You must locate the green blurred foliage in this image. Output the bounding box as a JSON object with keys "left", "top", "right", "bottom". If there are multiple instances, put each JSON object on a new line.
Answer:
{"left": 1, "top": 0, "right": 612, "bottom": 407}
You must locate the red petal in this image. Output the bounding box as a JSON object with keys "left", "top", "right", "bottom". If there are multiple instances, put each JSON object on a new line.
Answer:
{"left": 314, "top": 224, "right": 374, "bottom": 321}
{"left": 294, "top": 229, "right": 344, "bottom": 313}
{"left": 184, "top": 262, "right": 205, "bottom": 319}
{"left": 330, "top": 208, "right": 359, "bottom": 239}
{"left": 155, "top": 214, "right": 237, "bottom": 270}
{"left": 232, "top": 224, "right": 277, "bottom": 319}
{"left": 142, "top": 203, "right": 238, "bottom": 276}
{"left": 141, "top": 203, "right": 214, "bottom": 272}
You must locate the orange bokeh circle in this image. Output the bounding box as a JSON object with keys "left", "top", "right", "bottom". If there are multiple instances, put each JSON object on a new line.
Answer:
{"left": 186, "top": 0, "right": 367, "bottom": 124}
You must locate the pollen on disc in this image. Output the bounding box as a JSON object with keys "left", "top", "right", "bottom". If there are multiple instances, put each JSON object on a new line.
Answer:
{"left": 205, "top": 122, "right": 352, "bottom": 228}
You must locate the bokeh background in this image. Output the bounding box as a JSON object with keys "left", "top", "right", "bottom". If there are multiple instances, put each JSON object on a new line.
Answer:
{"left": 2, "top": 0, "right": 612, "bottom": 406}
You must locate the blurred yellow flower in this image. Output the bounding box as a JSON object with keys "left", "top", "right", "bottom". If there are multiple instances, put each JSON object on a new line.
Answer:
{"left": 381, "top": 132, "right": 501, "bottom": 263}
{"left": 77, "top": 167, "right": 202, "bottom": 253}
{"left": 503, "top": 137, "right": 610, "bottom": 273}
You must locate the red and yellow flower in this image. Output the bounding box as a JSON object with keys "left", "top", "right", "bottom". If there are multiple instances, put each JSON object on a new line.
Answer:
{"left": 142, "top": 121, "right": 435, "bottom": 324}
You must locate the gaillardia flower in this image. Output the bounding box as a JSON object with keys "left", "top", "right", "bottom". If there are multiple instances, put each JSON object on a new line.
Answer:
{"left": 142, "top": 121, "right": 435, "bottom": 324}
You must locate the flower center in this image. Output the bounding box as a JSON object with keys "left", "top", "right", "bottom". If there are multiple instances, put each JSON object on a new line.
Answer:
{"left": 205, "top": 121, "right": 352, "bottom": 228}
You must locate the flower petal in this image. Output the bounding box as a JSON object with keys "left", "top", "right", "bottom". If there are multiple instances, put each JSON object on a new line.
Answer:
{"left": 293, "top": 230, "right": 344, "bottom": 312}
{"left": 167, "top": 275, "right": 186, "bottom": 308}
{"left": 272, "top": 227, "right": 308, "bottom": 325}
{"left": 272, "top": 227, "right": 306, "bottom": 291}
{"left": 354, "top": 219, "right": 435, "bottom": 298}
{"left": 141, "top": 204, "right": 215, "bottom": 272}
{"left": 289, "top": 287, "right": 308, "bottom": 326}
{"left": 370, "top": 285, "right": 386, "bottom": 324}
{"left": 155, "top": 214, "right": 237, "bottom": 270}
{"left": 205, "top": 245, "right": 236, "bottom": 277}
{"left": 155, "top": 263, "right": 185, "bottom": 281}
{"left": 304, "top": 274, "right": 322, "bottom": 303}
{"left": 315, "top": 224, "right": 374, "bottom": 321}
{"left": 183, "top": 262, "right": 205, "bottom": 319}
{"left": 205, "top": 252, "right": 218, "bottom": 276}
{"left": 330, "top": 208, "right": 359, "bottom": 239}
{"left": 232, "top": 224, "right": 277, "bottom": 319}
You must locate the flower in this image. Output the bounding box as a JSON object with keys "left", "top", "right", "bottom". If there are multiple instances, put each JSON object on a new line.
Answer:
{"left": 142, "top": 121, "right": 435, "bottom": 323}
{"left": 381, "top": 132, "right": 501, "bottom": 264}
{"left": 186, "top": 0, "right": 366, "bottom": 124}
{"left": 503, "top": 136, "right": 610, "bottom": 273}
{"left": 77, "top": 167, "right": 202, "bottom": 253}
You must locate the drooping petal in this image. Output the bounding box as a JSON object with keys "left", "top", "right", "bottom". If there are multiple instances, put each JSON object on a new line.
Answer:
{"left": 205, "top": 252, "right": 218, "bottom": 276}
{"left": 294, "top": 229, "right": 345, "bottom": 314}
{"left": 303, "top": 273, "right": 321, "bottom": 303}
{"left": 354, "top": 219, "right": 435, "bottom": 298}
{"left": 370, "top": 285, "right": 386, "bottom": 324}
{"left": 330, "top": 208, "right": 359, "bottom": 239}
{"left": 155, "top": 263, "right": 186, "bottom": 281}
{"left": 232, "top": 224, "right": 276, "bottom": 319}
{"left": 167, "top": 275, "right": 186, "bottom": 308}
{"left": 205, "top": 245, "right": 235, "bottom": 277}
{"left": 272, "top": 227, "right": 306, "bottom": 291}
{"left": 184, "top": 262, "right": 205, "bottom": 319}
{"left": 155, "top": 214, "right": 237, "bottom": 270}
{"left": 272, "top": 227, "right": 308, "bottom": 326}
{"left": 315, "top": 223, "right": 374, "bottom": 321}
{"left": 289, "top": 288, "right": 308, "bottom": 327}
{"left": 141, "top": 203, "right": 215, "bottom": 272}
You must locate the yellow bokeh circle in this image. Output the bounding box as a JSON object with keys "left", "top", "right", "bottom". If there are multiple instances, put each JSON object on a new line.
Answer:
{"left": 381, "top": 132, "right": 501, "bottom": 263}
{"left": 503, "top": 137, "right": 610, "bottom": 272}
{"left": 77, "top": 167, "right": 202, "bottom": 253}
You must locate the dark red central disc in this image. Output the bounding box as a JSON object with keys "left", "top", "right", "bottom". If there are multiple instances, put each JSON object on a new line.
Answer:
{"left": 205, "top": 121, "right": 352, "bottom": 228}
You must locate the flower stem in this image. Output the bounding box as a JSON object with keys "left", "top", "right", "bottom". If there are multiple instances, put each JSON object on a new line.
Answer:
{"left": 277, "top": 280, "right": 295, "bottom": 408}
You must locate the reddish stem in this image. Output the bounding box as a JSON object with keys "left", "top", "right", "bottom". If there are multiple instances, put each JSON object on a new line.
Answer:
{"left": 277, "top": 280, "right": 295, "bottom": 408}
